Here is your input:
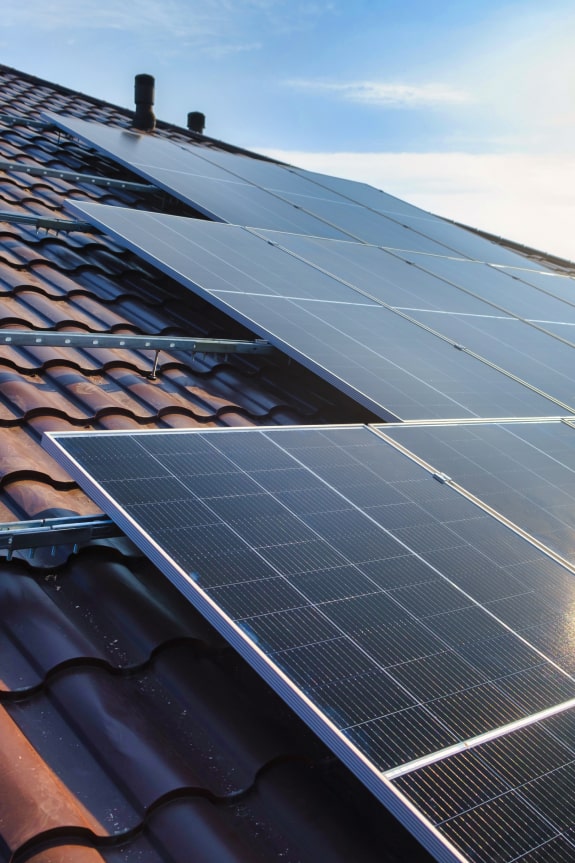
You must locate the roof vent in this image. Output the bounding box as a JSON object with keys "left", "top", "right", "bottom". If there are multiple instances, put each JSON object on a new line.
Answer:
{"left": 133, "top": 74, "right": 156, "bottom": 131}
{"left": 187, "top": 111, "right": 206, "bottom": 134}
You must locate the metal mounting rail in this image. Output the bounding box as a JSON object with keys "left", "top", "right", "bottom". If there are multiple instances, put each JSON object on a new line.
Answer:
{"left": 0, "top": 330, "right": 272, "bottom": 355}
{"left": 0, "top": 211, "right": 92, "bottom": 232}
{"left": 0, "top": 113, "right": 54, "bottom": 130}
{"left": 0, "top": 159, "right": 155, "bottom": 193}
{"left": 0, "top": 514, "right": 121, "bottom": 558}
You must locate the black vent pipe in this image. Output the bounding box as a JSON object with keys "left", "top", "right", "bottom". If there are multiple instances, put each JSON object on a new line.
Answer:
{"left": 187, "top": 111, "right": 206, "bottom": 134}
{"left": 134, "top": 74, "right": 156, "bottom": 131}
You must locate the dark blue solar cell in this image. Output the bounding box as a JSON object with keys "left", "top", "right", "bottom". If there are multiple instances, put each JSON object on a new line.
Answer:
{"left": 45, "top": 423, "right": 575, "bottom": 863}
{"left": 394, "top": 749, "right": 509, "bottom": 822}
{"left": 439, "top": 791, "right": 557, "bottom": 863}
{"left": 381, "top": 421, "right": 575, "bottom": 563}
{"left": 68, "top": 201, "right": 567, "bottom": 422}
{"left": 344, "top": 705, "right": 457, "bottom": 770}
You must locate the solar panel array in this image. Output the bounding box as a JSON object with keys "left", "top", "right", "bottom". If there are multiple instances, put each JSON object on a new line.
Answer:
{"left": 66, "top": 201, "right": 573, "bottom": 422}
{"left": 39, "top": 110, "right": 575, "bottom": 863}
{"left": 44, "top": 424, "right": 575, "bottom": 863}
{"left": 45, "top": 111, "right": 557, "bottom": 269}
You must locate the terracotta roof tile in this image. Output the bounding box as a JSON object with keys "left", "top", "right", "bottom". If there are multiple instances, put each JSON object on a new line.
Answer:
{"left": 0, "top": 63, "right": 434, "bottom": 863}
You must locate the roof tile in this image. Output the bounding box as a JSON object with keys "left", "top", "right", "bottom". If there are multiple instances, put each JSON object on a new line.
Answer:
{"left": 0, "top": 63, "right": 435, "bottom": 862}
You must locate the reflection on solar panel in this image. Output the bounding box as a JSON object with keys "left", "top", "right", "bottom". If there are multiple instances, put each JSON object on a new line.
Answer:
{"left": 379, "top": 419, "right": 575, "bottom": 570}
{"left": 65, "top": 201, "right": 569, "bottom": 422}
{"left": 44, "top": 111, "right": 559, "bottom": 270}
{"left": 251, "top": 231, "right": 575, "bottom": 412}
{"left": 44, "top": 425, "right": 575, "bottom": 863}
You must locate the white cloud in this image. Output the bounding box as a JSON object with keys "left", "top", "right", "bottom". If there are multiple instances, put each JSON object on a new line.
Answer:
{"left": 286, "top": 79, "right": 471, "bottom": 107}
{"left": 258, "top": 149, "right": 575, "bottom": 262}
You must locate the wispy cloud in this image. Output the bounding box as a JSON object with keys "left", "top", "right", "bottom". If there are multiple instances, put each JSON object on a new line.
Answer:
{"left": 2, "top": 0, "right": 334, "bottom": 43}
{"left": 2, "top": 0, "right": 215, "bottom": 38}
{"left": 286, "top": 79, "right": 471, "bottom": 107}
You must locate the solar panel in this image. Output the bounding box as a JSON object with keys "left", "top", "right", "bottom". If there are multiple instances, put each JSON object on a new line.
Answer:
{"left": 250, "top": 230, "right": 496, "bottom": 314}
{"left": 66, "top": 201, "right": 568, "bottom": 421}
{"left": 45, "top": 112, "right": 560, "bottom": 272}
{"left": 398, "top": 311, "right": 575, "bottom": 412}
{"left": 245, "top": 232, "right": 575, "bottom": 413}
{"left": 43, "top": 424, "right": 575, "bottom": 863}
{"left": 379, "top": 419, "right": 575, "bottom": 570}
{"left": 42, "top": 112, "right": 350, "bottom": 238}
{"left": 397, "top": 216, "right": 557, "bottom": 271}
{"left": 397, "top": 252, "right": 575, "bottom": 322}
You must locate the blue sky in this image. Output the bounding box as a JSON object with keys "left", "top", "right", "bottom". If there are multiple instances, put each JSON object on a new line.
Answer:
{"left": 3, "top": 0, "right": 575, "bottom": 259}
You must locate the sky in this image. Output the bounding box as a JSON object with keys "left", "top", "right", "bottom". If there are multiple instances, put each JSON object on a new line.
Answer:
{"left": 3, "top": 0, "right": 575, "bottom": 260}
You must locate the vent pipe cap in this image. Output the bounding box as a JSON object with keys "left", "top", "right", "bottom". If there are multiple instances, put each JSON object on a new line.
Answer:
{"left": 134, "top": 74, "right": 156, "bottom": 131}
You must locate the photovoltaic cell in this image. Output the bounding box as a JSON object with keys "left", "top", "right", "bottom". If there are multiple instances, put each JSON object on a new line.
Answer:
{"left": 269, "top": 191, "right": 454, "bottom": 253}
{"left": 46, "top": 112, "right": 561, "bottom": 271}
{"left": 394, "top": 711, "right": 575, "bottom": 862}
{"left": 397, "top": 217, "right": 556, "bottom": 271}
{"left": 250, "top": 229, "right": 507, "bottom": 315}
{"left": 43, "top": 112, "right": 350, "bottom": 238}
{"left": 66, "top": 201, "right": 568, "bottom": 421}
{"left": 394, "top": 252, "right": 575, "bottom": 321}
{"left": 400, "top": 311, "right": 575, "bottom": 411}
{"left": 379, "top": 419, "right": 575, "bottom": 567}
{"left": 44, "top": 424, "right": 575, "bottom": 863}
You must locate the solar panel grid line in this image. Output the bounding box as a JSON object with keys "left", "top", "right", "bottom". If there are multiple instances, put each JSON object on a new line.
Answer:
{"left": 397, "top": 251, "right": 575, "bottom": 333}
{"left": 287, "top": 166, "right": 540, "bottom": 272}
{"left": 183, "top": 144, "right": 475, "bottom": 261}
{"left": 47, "top": 111, "right": 556, "bottom": 275}
{"left": 393, "top": 309, "right": 511, "bottom": 319}
{"left": 391, "top": 708, "right": 575, "bottom": 858}
{"left": 247, "top": 226, "right": 575, "bottom": 418}
{"left": 49, "top": 111, "right": 445, "bottom": 252}
{"left": 386, "top": 252, "right": 575, "bottom": 367}
{"left": 371, "top": 424, "right": 575, "bottom": 575}
{"left": 378, "top": 419, "right": 575, "bottom": 582}
{"left": 45, "top": 425, "right": 575, "bottom": 730}
{"left": 42, "top": 429, "right": 479, "bottom": 863}
{"left": 64, "top": 200, "right": 572, "bottom": 421}
{"left": 287, "top": 164, "right": 437, "bottom": 222}
{"left": 385, "top": 696, "right": 575, "bottom": 780}
{"left": 43, "top": 112, "right": 349, "bottom": 236}
{"left": 183, "top": 151, "right": 375, "bottom": 247}
{"left": 410, "top": 741, "right": 574, "bottom": 863}
{"left": 44, "top": 425, "right": 575, "bottom": 863}
{"left": 485, "top": 263, "right": 575, "bottom": 311}
{"left": 449, "top": 343, "right": 575, "bottom": 415}
{"left": 247, "top": 226, "right": 506, "bottom": 334}
{"left": 247, "top": 226, "right": 575, "bottom": 417}
{"left": 373, "top": 416, "right": 571, "bottom": 427}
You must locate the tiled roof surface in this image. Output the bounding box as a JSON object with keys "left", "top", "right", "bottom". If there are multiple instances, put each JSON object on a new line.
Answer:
{"left": 0, "top": 65, "right": 427, "bottom": 862}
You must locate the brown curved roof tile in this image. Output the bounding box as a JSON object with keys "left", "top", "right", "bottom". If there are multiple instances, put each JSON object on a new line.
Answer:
{"left": 0, "top": 63, "right": 438, "bottom": 863}
{"left": 0, "top": 427, "right": 71, "bottom": 482}
{"left": 25, "top": 847, "right": 106, "bottom": 863}
{"left": 0, "top": 705, "right": 104, "bottom": 850}
{"left": 0, "top": 371, "right": 92, "bottom": 419}
{"left": 4, "top": 479, "right": 97, "bottom": 519}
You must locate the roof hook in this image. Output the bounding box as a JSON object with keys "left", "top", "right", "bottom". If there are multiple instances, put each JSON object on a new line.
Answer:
{"left": 148, "top": 349, "right": 161, "bottom": 380}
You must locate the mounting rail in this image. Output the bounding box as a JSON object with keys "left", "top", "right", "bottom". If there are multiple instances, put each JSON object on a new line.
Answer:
{"left": 0, "top": 514, "right": 121, "bottom": 558}
{"left": 0, "top": 113, "right": 54, "bottom": 130}
{"left": 0, "top": 211, "right": 92, "bottom": 232}
{"left": 0, "top": 330, "right": 272, "bottom": 355}
{"left": 0, "top": 159, "right": 154, "bottom": 193}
